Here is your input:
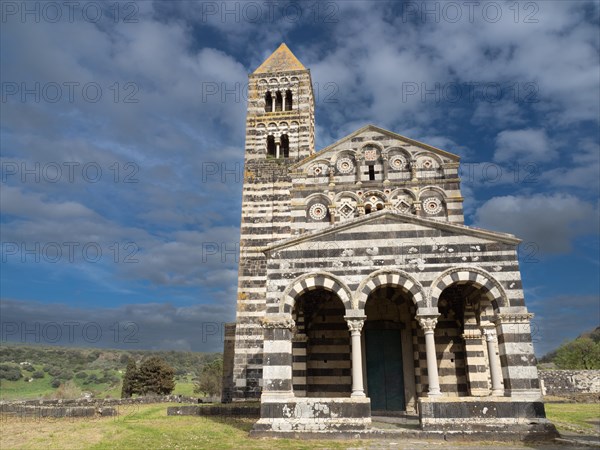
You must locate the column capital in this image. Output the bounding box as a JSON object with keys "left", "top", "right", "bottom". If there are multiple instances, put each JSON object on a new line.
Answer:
{"left": 482, "top": 328, "right": 497, "bottom": 341}
{"left": 417, "top": 315, "right": 439, "bottom": 332}
{"left": 261, "top": 315, "right": 295, "bottom": 330}
{"left": 344, "top": 316, "right": 366, "bottom": 333}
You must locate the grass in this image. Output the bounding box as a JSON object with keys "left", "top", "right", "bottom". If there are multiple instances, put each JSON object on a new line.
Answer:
{"left": 545, "top": 402, "right": 600, "bottom": 434}
{"left": 172, "top": 376, "right": 196, "bottom": 396}
{"left": 0, "top": 402, "right": 597, "bottom": 449}
{"left": 0, "top": 403, "right": 359, "bottom": 450}
{"left": 1, "top": 367, "right": 193, "bottom": 400}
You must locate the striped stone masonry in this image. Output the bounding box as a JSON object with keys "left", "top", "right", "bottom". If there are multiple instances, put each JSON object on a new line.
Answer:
{"left": 225, "top": 44, "right": 548, "bottom": 434}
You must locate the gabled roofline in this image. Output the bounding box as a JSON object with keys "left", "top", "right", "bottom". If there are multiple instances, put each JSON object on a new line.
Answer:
{"left": 261, "top": 210, "right": 519, "bottom": 254}
{"left": 291, "top": 124, "right": 460, "bottom": 169}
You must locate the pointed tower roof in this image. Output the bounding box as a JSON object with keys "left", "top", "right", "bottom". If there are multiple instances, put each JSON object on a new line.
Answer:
{"left": 253, "top": 43, "right": 306, "bottom": 74}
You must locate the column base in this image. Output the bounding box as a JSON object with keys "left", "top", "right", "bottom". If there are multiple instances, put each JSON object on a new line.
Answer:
{"left": 491, "top": 389, "right": 505, "bottom": 396}
{"left": 427, "top": 389, "right": 442, "bottom": 397}
{"left": 351, "top": 391, "right": 366, "bottom": 398}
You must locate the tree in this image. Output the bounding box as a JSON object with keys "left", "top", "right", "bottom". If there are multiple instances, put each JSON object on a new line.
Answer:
{"left": 136, "top": 357, "right": 175, "bottom": 396}
{"left": 121, "top": 358, "right": 138, "bottom": 398}
{"left": 554, "top": 337, "right": 600, "bottom": 369}
{"left": 194, "top": 358, "right": 223, "bottom": 397}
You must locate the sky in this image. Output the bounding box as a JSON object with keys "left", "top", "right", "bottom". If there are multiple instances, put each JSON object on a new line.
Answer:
{"left": 1, "top": 1, "right": 599, "bottom": 357}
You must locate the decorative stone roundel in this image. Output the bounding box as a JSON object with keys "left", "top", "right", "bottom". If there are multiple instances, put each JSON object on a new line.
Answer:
{"left": 309, "top": 203, "right": 328, "bottom": 220}
{"left": 336, "top": 157, "right": 354, "bottom": 174}
{"left": 390, "top": 155, "right": 407, "bottom": 170}
{"left": 421, "top": 159, "right": 433, "bottom": 169}
{"left": 423, "top": 197, "right": 443, "bottom": 215}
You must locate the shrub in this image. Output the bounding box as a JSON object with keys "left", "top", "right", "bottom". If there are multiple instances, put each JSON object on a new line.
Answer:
{"left": 50, "top": 378, "right": 61, "bottom": 388}
{"left": 32, "top": 371, "right": 45, "bottom": 379}
{"left": 194, "top": 359, "right": 223, "bottom": 397}
{"left": 0, "top": 365, "right": 22, "bottom": 381}
{"left": 75, "top": 371, "right": 87, "bottom": 379}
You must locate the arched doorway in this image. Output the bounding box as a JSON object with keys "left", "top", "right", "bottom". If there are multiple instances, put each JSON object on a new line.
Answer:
{"left": 363, "top": 286, "right": 418, "bottom": 413}
{"left": 437, "top": 283, "right": 501, "bottom": 396}
{"left": 292, "top": 288, "right": 351, "bottom": 398}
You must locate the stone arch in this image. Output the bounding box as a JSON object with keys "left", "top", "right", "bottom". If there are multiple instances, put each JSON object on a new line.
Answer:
{"left": 354, "top": 268, "right": 426, "bottom": 310}
{"left": 418, "top": 185, "right": 448, "bottom": 200}
{"left": 360, "top": 141, "right": 385, "bottom": 153}
{"left": 333, "top": 190, "right": 361, "bottom": 203}
{"left": 389, "top": 188, "right": 418, "bottom": 201}
{"left": 413, "top": 151, "right": 444, "bottom": 166}
{"left": 330, "top": 149, "right": 358, "bottom": 164}
{"left": 428, "top": 267, "right": 509, "bottom": 310}
{"left": 304, "top": 192, "right": 331, "bottom": 206}
{"left": 280, "top": 272, "right": 352, "bottom": 314}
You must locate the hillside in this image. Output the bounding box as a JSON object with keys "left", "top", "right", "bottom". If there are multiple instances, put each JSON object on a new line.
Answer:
{"left": 0, "top": 343, "right": 221, "bottom": 400}
{"left": 539, "top": 326, "right": 600, "bottom": 366}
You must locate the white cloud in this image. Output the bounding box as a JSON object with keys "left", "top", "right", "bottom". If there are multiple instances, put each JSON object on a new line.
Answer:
{"left": 474, "top": 193, "right": 598, "bottom": 253}
{"left": 494, "top": 128, "right": 556, "bottom": 162}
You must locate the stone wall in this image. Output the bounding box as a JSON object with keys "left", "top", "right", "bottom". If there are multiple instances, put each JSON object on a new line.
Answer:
{"left": 539, "top": 370, "right": 600, "bottom": 398}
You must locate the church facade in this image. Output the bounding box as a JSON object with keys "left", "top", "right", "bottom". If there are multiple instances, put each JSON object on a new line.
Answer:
{"left": 222, "top": 44, "right": 550, "bottom": 435}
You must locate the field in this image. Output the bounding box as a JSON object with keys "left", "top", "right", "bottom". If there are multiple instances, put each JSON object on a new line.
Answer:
{"left": 0, "top": 403, "right": 598, "bottom": 449}
{"left": 0, "top": 344, "right": 216, "bottom": 400}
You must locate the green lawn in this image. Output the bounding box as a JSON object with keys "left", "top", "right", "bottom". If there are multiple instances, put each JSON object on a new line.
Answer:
{"left": 1, "top": 368, "right": 194, "bottom": 400}
{"left": 545, "top": 402, "right": 600, "bottom": 434}
{"left": 1, "top": 402, "right": 597, "bottom": 449}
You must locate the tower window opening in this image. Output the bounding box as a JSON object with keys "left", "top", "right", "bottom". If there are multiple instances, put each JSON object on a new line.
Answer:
{"left": 281, "top": 134, "right": 290, "bottom": 158}
{"left": 275, "top": 91, "right": 283, "bottom": 111}
{"left": 368, "top": 165, "right": 375, "bottom": 180}
{"left": 365, "top": 204, "right": 372, "bottom": 215}
{"left": 285, "top": 90, "right": 293, "bottom": 110}
{"left": 265, "top": 91, "right": 273, "bottom": 112}
{"left": 267, "top": 135, "right": 276, "bottom": 158}
{"left": 376, "top": 203, "right": 384, "bottom": 211}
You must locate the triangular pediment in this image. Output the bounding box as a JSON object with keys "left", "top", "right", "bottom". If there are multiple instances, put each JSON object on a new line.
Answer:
{"left": 253, "top": 43, "right": 306, "bottom": 74}
{"left": 291, "top": 124, "right": 459, "bottom": 170}
{"left": 262, "top": 210, "right": 519, "bottom": 255}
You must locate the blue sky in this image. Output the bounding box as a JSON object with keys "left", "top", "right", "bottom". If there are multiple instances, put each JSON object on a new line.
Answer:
{"left": 1, "top": 1, "right": 598, "bottom": 356}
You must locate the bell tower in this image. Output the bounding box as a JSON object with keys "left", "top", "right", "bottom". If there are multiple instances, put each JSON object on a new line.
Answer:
{"left": 224, "top": 44, "right": 314, "bottom": 401}
{"left": 245, "top": 43, "right": 315, "bottom": 161}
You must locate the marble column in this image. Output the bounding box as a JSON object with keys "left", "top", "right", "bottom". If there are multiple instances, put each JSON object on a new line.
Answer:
{"left": 418, "top": 316, "right": 441, "bottom": 396}
{"left": 483, "top": 328, "right": 505, "bottom": 396}
{"left": 345, "top": 317, "right": 366, "bottom": 398}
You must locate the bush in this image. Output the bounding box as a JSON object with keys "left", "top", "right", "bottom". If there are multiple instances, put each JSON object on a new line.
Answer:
{"left": 58, "top": 370, "right": 74, "bottom": 380}
{"left": 46, "top": 366, "right": 61, "bottom": 377}
{"left": 21, "top": 363, "right": 35, "bottom": 372}
{"left": 194, "top": 359, "right": 223, "bottom": 397}
{"left": 0, "top": 365, "right": 22, "bottom": 381}
{"left": 32, "top": 371, "right": 45, "bottom": 379}
{"left": 554, "top": 337, "right": 600, "bottom": 369}
{"left": 51, "top": 378, "right": 61, "bottom": 388}
{"left": 75, "top": 371, "right": 87, "bottom": 379}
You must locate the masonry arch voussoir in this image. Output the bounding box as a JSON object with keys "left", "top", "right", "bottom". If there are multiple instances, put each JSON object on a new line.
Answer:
{"left": 428, "top": 267, "right": 509, "bottom": 310}
{"left": 354, "top": 268, "right": 426, "bottom": 310}
{"left": 280, "top": 271, "right": 352, "bottom": 314}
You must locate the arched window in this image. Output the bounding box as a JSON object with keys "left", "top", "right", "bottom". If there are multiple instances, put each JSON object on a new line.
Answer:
{"left": 281, "top": 134, "right": 289, "bottom": 158}
{"left": 285, "top": 90, "right": 293, "bottom": 110}
{"left": 275, "top": 91, "right": 283, "bottom": 111}
{"left": 365, "top": 204, "right": 372, "bottom": 215}
{"left": 267, "top": 135, "right": 276, "bottom": 157}
{"left": 265, "top": 91, "right": 273, "bottom": 112}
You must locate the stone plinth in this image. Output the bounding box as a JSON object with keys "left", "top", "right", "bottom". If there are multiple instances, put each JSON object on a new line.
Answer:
{"left": 418, "top": 396, "right": 558, "bottom": 437}
{"left": 251, "top": 397, "right": 371, "bottom": 434}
